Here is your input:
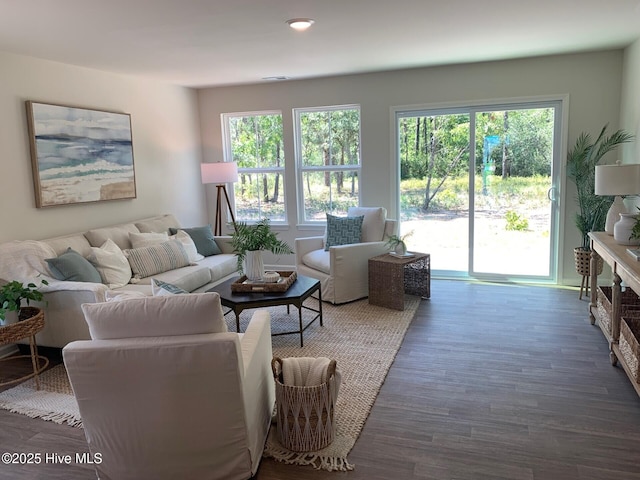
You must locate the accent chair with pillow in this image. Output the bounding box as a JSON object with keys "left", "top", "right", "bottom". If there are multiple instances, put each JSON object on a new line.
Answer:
{"left": 63, "top": 292, "right": 274, "bottom": 480}
{"left": 295, "top": 207, "right": 397, "bottom": 304}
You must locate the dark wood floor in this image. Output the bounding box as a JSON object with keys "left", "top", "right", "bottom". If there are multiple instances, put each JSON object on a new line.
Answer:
{"left": 2, "top": 280, "right": 640, "bottom": 479}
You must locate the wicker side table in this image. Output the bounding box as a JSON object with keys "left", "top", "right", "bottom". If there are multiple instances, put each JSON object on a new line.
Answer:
{"left": 0, "top": 307, "right": 49, "bottom": 390}
{"left": 368, "top": 253, "right": 431, "bottom": 310}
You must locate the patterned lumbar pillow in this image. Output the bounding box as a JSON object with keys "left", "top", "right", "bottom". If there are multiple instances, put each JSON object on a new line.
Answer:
{"left": 324, "top": 214, "right": 364, "bottom": 251}
{"left": 125, "top": 240, "right": 190, "bottom": 279}
{"left": 151, "top": 278, "right": 188, "bottom": 296}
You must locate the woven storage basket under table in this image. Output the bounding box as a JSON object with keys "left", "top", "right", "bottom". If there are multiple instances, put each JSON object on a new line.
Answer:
{"left": 271, "top": 357, "right": 337, "bottom": 453}
{"left": 620, "top": 317, "right": 640, "bottom": 383}
{"left": 596, "top": 286, "right": 640, "bottom": 339}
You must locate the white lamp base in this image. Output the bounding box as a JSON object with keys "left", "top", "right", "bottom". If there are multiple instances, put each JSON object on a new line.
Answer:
{"left": 605, "top": 196, "right": 627, "bottom": 235}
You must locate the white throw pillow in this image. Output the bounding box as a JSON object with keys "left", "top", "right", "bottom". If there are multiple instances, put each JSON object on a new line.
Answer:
{"left": 88, "top": 239, "right": 132, "bottom": 288}
{"left": 129, "top": 232, "right": 169, "bottom": 249}
{"left": 82, "top": 292, "right": 228, "bottom": 339}
{"left": 170, "top": 230, "right": 204, "bottom": 262}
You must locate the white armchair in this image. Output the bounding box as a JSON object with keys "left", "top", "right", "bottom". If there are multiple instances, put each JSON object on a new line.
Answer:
{"left": 296, "top": 207, "right": 397, "bottom": 304}
{"left": 63, "top": 292, "right": 274, "bottom": 480}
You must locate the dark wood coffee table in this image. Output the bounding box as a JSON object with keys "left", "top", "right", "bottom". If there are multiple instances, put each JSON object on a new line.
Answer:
{"left": 208, "top": 274, "right": 322, "bottom": 347}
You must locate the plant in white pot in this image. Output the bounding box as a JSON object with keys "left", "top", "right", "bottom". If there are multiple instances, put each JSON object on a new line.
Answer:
{"left": 385, "top": 231, "right": 413, "bottom": 256}
{"left": 230, "top": 219, "right": 293, "bottom": 281}
{"left": 0, "top": 279, "right": 48, "bottom": 326}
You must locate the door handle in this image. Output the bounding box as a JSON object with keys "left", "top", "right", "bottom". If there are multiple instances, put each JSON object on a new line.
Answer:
{"left": 547, "top": 187, "right": 557, "bottom": 202}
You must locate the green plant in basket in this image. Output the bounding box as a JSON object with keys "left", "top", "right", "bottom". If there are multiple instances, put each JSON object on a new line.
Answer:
{"left": 0, "top": 279, "right": 48, "bottom": 322}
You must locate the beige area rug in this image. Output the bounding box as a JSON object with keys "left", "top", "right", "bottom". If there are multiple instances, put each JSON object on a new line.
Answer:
{"left": 0, "top": 363, "right": 81, "bottom": 427}
{"left": 0, "top": 295, "right": 420, "bottom": 472}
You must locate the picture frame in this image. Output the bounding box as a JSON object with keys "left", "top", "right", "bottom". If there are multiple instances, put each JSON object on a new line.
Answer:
{"left": 26, "top": 101, "right": 137, "bottom": 208}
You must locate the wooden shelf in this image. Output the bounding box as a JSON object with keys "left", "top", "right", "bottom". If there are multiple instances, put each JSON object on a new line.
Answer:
{"left": 589, "top": 232, "right": 640, "bottom": 397}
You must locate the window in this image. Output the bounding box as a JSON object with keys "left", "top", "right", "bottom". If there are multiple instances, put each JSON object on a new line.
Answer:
{"left": 294, "top": 105, "right": 361, "bottom": 223}
{"left": 222, "top": 111, "right": 285, "bottom": 222}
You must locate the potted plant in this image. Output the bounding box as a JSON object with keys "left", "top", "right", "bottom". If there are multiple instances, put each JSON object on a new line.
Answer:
{"left": 0, "top": 279, "right": 48, "bottom": 326}
{"left": 385, "top": 232, "right": 413, "bottom": 256}
{"left": 566, "top": 125, "right": 633, "bottom": 280}
{"left": 230, "top": 219, "right": 293, "bottom": 281}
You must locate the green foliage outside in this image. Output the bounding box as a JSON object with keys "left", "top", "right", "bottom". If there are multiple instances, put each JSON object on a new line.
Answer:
{"left": 400, "top": 174, "right": 550, "bottom": 220}
{"left": 227, "top": 106, "right": 560, "bottom": 224}
{"left": 228, "top": 108, "right": 361, "bottom": 222}
{"left": 505, "top": 210, "right": 529, "bottom": 231}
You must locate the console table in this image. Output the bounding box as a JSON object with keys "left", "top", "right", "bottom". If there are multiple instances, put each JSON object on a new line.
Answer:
{"left": 588, "top": 232, "right": 640, "bottom": 397}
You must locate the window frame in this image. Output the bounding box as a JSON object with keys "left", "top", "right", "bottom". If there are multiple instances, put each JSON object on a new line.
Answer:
{"left": 293, "top": 104, "right": 362, "bottom": 225}
{"left": 221, "top": 110, "right": 287, "bottom": 225}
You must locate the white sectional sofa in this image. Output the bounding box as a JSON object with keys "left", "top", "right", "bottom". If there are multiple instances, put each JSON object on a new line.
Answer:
{"left": 0, "top": 214, "right": 238, "bottom": 348}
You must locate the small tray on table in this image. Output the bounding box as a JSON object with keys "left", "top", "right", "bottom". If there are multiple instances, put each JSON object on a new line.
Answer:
{"left": 231, "top": 271, "right": 297, "bottom": 293}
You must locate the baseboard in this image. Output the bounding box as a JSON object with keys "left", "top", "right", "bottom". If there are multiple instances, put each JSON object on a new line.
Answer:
{"left": 0, "top": 345, "right": 19, "bottom": 359}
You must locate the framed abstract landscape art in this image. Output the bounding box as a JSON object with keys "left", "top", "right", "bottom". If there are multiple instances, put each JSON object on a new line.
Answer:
{"left": 26, "top": 101, "right": 136, "bottom": 208}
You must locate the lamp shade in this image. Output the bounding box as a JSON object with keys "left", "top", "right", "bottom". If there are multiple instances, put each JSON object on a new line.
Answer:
{"left": 595, "top": 163, "right": 640, "bottom": 195}
{"left": 200, "top": 162, "right": 238, "bottom": 184}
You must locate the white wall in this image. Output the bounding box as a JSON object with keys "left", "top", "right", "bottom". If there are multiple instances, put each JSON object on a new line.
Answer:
{"left": 621, "top": 39, "right": 640, "bottom": 164}
{"left": 0, "top": 52, "right": 205, "bottom": 243}
{"left": 198, "top": 50, "right": 624, "bottom": 284}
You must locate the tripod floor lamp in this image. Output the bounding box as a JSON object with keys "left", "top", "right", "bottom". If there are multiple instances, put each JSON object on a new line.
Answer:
{"left": 201, "top": 162, "right": 239, "bottom": 236}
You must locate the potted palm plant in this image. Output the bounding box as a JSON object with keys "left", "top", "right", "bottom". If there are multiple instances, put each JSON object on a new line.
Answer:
{"left": 230, "top": 219, "right": 293, "bottom": 281}
{"left": 566, "top": 125, "right": 633, "bottom": 281}
{"left": 0, "top": 279, "right": 48, "bottom": 326}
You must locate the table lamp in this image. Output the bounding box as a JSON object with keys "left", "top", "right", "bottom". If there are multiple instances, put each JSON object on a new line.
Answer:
{"left": 201, "top": 162, "right": 239, "bottom": 236}
{"left": 594, "top": 162, "right": 640, "bottom": 235}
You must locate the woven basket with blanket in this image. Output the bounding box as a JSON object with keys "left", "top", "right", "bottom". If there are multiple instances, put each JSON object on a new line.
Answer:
{"left": 272, "top": 356, "right": 341, "bottom": 452}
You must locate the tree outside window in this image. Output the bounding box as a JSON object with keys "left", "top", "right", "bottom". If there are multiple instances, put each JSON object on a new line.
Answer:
{"left": 222, "top": 112, "right": 285, "bottom": 222}
{"left": 294, "top": 105, "right": 361, "bottom": 222}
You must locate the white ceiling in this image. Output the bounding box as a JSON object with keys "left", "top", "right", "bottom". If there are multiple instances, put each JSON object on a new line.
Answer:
{"left": 1, "top": 0, "right": 640, "bottom": 88}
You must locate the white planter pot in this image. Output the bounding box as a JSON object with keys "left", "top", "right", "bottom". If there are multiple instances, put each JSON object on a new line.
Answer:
{"left": 613, "top": 213, "right": 640, "bottom": 246}
{"left": 244, "top": 250, "right": 265, "bottom": 281}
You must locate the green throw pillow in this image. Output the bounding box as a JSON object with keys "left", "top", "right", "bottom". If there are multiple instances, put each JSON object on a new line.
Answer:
{"left": 169, "top": 225, "right": 221, "bottom": 257}
{"left": 46, "top": 247, "right": 102, "bottom": 283}
{"left": 324, "top": 214, "right": 364, "bottom": 251}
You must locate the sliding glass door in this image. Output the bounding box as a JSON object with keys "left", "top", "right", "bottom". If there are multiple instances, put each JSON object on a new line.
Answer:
{"left": 396, "top": 100, "right": 561, "bottom": 282}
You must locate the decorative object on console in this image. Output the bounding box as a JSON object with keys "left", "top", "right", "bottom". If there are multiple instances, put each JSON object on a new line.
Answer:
{"left": 230, "top": 219, "right": 293, "bottom": 281}
{"left": 26, "top": 101, "right": 136, "bottom": 208}
{"left": 566, "top": 125, "right": 633, "bottom": 296}
{"left": 595, "top": 161, "right": 640, "bottom": 237}
{"left": 614, "top": 212, "right": 640, "bottom": 246}
{"left": 201, "top": 162, "right": 239, "bottom": 236}
{"left": 627, "top": 208, "right": 640, "bottom": 248}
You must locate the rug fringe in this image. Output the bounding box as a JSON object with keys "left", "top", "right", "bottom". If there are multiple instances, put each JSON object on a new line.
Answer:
{"left": 2, "top": 404, "right": 82, "bottom": 428}
{"left": 264, "top": 444, "right": 354, "bottom": 472}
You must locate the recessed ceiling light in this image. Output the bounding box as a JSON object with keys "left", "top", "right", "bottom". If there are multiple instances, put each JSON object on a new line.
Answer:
{"left": 286, "top": 18, "right": 315, "bottom": 31}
